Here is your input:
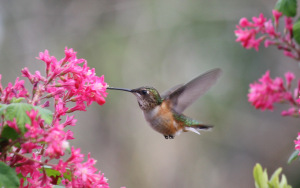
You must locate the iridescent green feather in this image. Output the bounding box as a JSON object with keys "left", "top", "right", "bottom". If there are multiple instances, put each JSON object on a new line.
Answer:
{"left": 173, "top": 113, "right": 200, "bottom": 127}
{"left": 148, "top": 87, "right": 163, "bottom": 105}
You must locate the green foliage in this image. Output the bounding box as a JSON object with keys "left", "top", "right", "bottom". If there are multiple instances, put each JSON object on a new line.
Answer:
{"left": 9, "top": 97, "right": 24, "bottom": 103}
{"left": 42, "top": 165, "right": 72, "bottom": 185}
{"left": 293, "top": 19, "right": 300, "bottom": 45}
{"left": 0, "top": 103, "right": 53, "bottom": 133}
{"left": 253, "top": 163, "right": 292, "bottom": 188}
{"left": 43, "top": 165, "right": 63, "bottom": 185}
{"left": 275, "top": 0, "right": 297, "bottom": 17}
{"left": 1, "top": 126, "right": 20, "bottom": 141}
{"left": 0, "top": 162, "right": 20, "bottom": 188}
{"left": 287, "top": 150, "right": 300, "bottom": 164}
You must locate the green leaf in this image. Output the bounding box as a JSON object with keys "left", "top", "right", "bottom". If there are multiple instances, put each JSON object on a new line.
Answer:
{"left": 253, "top": 164, "right": 292, "bottom": 188}
{"left": 43, "top": 166, "right": 61, "bottom": 177}
{"left": 279, "top": 175, "right": 292, "bottom": 188}
{"left": 43, "top": 166, "right": 62, "bottom": 185}
{"left": 4, "top": 103, "right": 33, "bottom": 133}
{"left": 0, "top": 104, "right": 8, "bottom": 116}
{"left": 1, "top": 126, "right": 20, "bottom": 141}
{"left": 3, "top": 103, "right": 53, "bottom": 133}
{"left": 269, "top": 167, "right": 282, "bottom": 186}
{"left": 63, "top": 169, "right": 72, "bottom": 181}
{"left": 253, "top": 163, "right": 268, "bottom": 188}
{"left": 275, "top": 0, "right": 297, "bottom": 17}
{"left": 10, "top": 97, "right": 25, "bottom": 103}
{"left": 293, "top": 19, "right": 300, "bottom": 45}
{"left": 287, "top": 150, "right": 299, "bottom": 164}
{"left": 34, "top": 106, "right": 53, "bottom": 125}
{"left": 0, "top": 162, "right": 20, "bottom": 188}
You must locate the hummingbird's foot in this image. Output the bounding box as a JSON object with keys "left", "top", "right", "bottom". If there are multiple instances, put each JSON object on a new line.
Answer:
{"left": 164, "top": 135, "right": 169, "bottom": 139}
{"left": 169, "top": 135, "right": 174, "bottom": 139}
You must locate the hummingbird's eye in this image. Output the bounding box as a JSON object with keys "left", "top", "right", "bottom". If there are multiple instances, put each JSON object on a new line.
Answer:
{"left": 141, "top": 90, "right": 148, "bottom": 95}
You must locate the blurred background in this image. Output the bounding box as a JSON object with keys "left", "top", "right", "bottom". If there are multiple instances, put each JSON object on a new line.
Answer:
{"left": 1, "top": 0, "right": 300, "bottom": 187}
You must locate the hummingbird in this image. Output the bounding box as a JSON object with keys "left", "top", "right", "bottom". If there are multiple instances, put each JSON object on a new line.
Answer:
{"left": 107, "top": 68, "right": 222, "bottom": 139}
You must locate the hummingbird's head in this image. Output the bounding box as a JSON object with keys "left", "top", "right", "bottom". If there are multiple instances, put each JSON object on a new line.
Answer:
{"left": 131, "top": 87, "right": 163, "bottom": 111}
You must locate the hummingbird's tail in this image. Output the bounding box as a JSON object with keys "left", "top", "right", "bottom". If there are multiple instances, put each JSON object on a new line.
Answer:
{"left": 184, "top": 124, "right": 213, "bottom": 135}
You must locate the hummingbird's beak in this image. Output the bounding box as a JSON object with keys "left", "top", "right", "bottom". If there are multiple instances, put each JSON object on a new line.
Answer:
{"left": 106, "top": 87, "right": 132, "bottom": 92}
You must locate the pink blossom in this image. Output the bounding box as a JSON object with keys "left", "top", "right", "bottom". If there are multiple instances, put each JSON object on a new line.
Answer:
{"left": 21, "top": 142, "right": 42, "bottom": 153}
{"left": 0, "top": 48, "right": 113, "bottom": 188}
{"left": 295, "top": 133, "right": 300, "bottom": 154}
{"left": 0, "top": 77, "right": 29, "bottom": 103}
{"left": 239, "top": 17, "right": 253, "bottom": 27}
{"left": 37, "top": 49, "right": 56, "bottom": 75}
{"left": 284, "top": 17, "right": 293, "bottom": 33}
{"left": 248, "top": 71, "right": 294, "bottom": 110}
{"left": 62, "top": 47, "right": 77, "bottom": 65}
{"left": 264, "top": 20, "right": 277, "bottom": 38}
{"left": 55, "top": 98, "right": 69, "bottom": 117}
{"left": 66, "top": 147, "right": 84, "bottom": 164}
{"left": 235, "top": 26, "right": 262, "bottom": 51}
{"left": 24, "top": 110, "right": 45, "bottom": 140}
{"left": 72, "top": 153, "right": 109, "bottom": 188}
{"left": 252, "top": 13, "right": 267, "bottom": 28}
{"left": 272, "top": 10, "right": 282, "bottom": 25}
{"left": 44, "top": 123, "right": 68, "bottom": 159}
{"left": 283, "top": 50, "right": 296, "bottom": 59}
{"left": 0, "top": 74, "right": 2, "bottom": 94}
{"left": 63, "top": 115, "right": 77, "bottom": 127}
{"left": 264, "top": 39, "right": 277, "bottom": 47}
{"left": 235, "top": 10, "right": 299, "bottom": 60}
{"left": 285, "top": 72, "right": 295, "bottom": 88}
{"left": 281, "top": 107, "right": 297, "bottom": 116}
{"left": 6, "top": 119, "right": 20, "bottom": 133}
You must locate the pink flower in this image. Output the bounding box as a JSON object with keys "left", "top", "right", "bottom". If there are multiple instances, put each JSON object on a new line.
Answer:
{"left": 283, "top": 50, "right": 296, "bottom": 59}
{"left": 264, "top": 39, "right": 276, "bottom": 47}
{"left": 235, "top": 26, "right": 262, "bottom": 51}
{"left": 6, "top": 119, "right": 20, "bottom": 133}
{"left": 0, "top": 47, "right": 114, "bottom": 187}
{"left": 295, "top": 133, "right": 300, "bottom": 154}
{"left": 0, "top": 74, "right": 2, "bottom": 94}
{"left": 55, "top": 98, "right": 69, "bottom": 117}
{"left": 24, "top": 110, "right": 45, "bottom": 140}
{"left": 239, "top": 17, "right": 253, "bottom": 27}
{"left": 44, "top": 123, "right": 68, "bottom": 159}
{"left": 66, "top": 147, "right": 84, "bottom": 164}
{"left": 0, "top": 77, "right": 29, "bottom": 103}
{"left": 62, "top": 47, "right": 77, "bottom": 65}
{"left": 284, "top": 17, "right": 293, "bottom": 33}
{"left": 252, "top": 13, "right": 267, "bottom": 28}
{"left": 72, "top": 153, "right": 109, "bottom": 188}
{"left": 272, "top": 10, "right": 282, "bottom": 25}
{"left": 248, "top": 71, "right": 294, "bottom": 110}
{"left": 37, "top": 49, "right": 56, "bottom": 75}
{"left": 264, "top": 20, "right": 277, "bottom": 38}
{"left": 63, "top": 115, "right": 77, "bottom": 127}
{"left": 285, "top": 72, "right": 295, "bottom": 88}
{"left": 281, "top": 107, "right": 297, "bottom": 116}
{"left": 235, "top": 10, "right": 300, "bottom": 60}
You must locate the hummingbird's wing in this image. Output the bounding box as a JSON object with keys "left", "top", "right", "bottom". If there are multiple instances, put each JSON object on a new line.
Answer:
{"left": 161, "top": 84, "right": 184, "bottom": 99}
{"left": 167, "top": 68, "right": 222, "bottom": 113}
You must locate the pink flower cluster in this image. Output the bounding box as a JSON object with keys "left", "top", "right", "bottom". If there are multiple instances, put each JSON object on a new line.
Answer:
{"left": 295, "top": 133, "right": 300, "bottom": 154}
{"left": 0, "top": 48, "right": 120, "bottom": 187}
{"left": 22, "top": 47, "right": 107, "bottom": 109}
{"left": 248, "top": 70, "right": 299, "bottom": 116}
{"left": 235, "top": 10, "right": 299, "bottom": 60}
{"left": 0, "top": 76, "right": 29, "bottom": 103}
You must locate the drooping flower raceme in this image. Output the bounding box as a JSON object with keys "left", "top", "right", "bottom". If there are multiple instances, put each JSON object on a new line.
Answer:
{"left": 235, "top": 10, "right": 300, "bottom": 60}
{"left": 0, "top": 47, "right": 121, "bottom": 187}
{"left": 248, "top": 70, "right": 299, "bottom": 116}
